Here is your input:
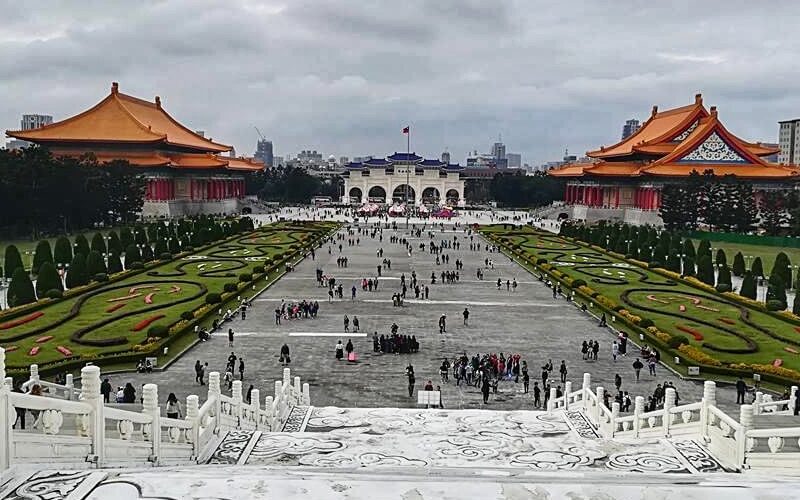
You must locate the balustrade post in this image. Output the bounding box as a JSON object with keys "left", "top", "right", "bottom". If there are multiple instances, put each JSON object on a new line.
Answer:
{"left": 142, "top": 383, "right": 161, "bottom": 465}
{"left": 80, "top": 365, "right": 104, "bottom": 467}
{"left": 0, "top": 348, "right": 10, "bottom": 470}
{"left": 736, "top": 404, "right": 754, "bottom": 470}
{"left": 29, "top": 364, "right": 39, "bottom": 387}
{"left": 3, "top": 377, "right": 11, "bottom": 391}
{"left": 547, "top": 387, "right": 557, "bottom": 411}
{"left": 633, "top": 396, "right": 644, "bottom": 438}
{"left": 283, "top": 368, "right": 291, "bottom": 388}
{"left": 293, "top": 376, "right": 301, "bottom": 404}
{"left": 700, "top": 380, "right": 716, "bottom": 440}
{"left": 663, "top": 388, "right": 675, "bottom": 437}
{"left": 250, "top": 389, "right": 260, "bottom": 425}
{"left": 232, "top": 380, "right": 243, "bottom": 427}
{"left": 208, "top": 372, "right": 221, "bottom": 431}
{"left": 582, "top": 373, "right": 591, "bottom": 411}
{"left": 610, "top": 402, "right": 620, "bottom": 438}
{"left": 186, "top": 395, "right": 199, "bottom": 459}
{"left": 264, "top": 395, "right": 274, "bottom": 431}
{"left": 65, "top": 374, "right": 74, "bottom": 401}
{"left": 302, "top": 383, "right": 310, "bottom": 405}
{"left": 595, "top": 386, "right": 605, "bottom": 423}
{"left": 753, "top": 392, "right": 762, "bottom": 415}
{"left": 789, "top": 386, "right": 798, "bottom": 414}
{"left": 564, "top": 381, "right": 572, "bottom": 411}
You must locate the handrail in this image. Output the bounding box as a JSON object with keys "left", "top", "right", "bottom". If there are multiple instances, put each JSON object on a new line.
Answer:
{"left": 669, "top": 401, "right": 702, "bottom": 413}
{"left": 160, "top": 416, "right": 192, "bottom": 429}
{"left": 104, "top": 407, "right": 152, "bottom": 425}
{"left": 746, "top": 426, "right": 800, "bottom": 438}
{"left": 710, "top": 405, "right": 741, "bottom": 430}
{"left": 8, "top": 393, "right": 91, "bottom": 413}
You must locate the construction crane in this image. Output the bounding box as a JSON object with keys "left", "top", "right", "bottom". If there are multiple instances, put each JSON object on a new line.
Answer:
{"left": 253, "top": 126, "right": 266, "bottom": 141}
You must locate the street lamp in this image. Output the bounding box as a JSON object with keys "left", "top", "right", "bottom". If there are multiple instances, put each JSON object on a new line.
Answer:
{"left": 745, "top": 255, "right": 753, "bottom": 270}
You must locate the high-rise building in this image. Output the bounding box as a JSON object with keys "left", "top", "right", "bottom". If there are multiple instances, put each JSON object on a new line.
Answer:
{"left": 21, "top": 114, "right": 53, "bottom": 131}
{"left": 621, "top": 119, "right": 641, "bottom": 139}
{"left": 491, "top": 141, "right": 506, "bottom": 160}
{"left": 254, "top": 139, "right": 274, "bottom": 167}
{"left": 778, "top": 119, "right": 800, "bottom": 165}
{"left": 339, "top": 156, "right": 349, "bottom": 166}
{"left": 441, "top": 151, "right": 451, "bottom": 164}
{"left": 506, "top": 153, "right": 521, "bottom": 168}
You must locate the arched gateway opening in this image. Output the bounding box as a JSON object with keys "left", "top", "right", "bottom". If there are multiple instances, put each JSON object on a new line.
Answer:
{"left": 422, "top": 187, "right": 440, "bottom": 203}
{"left": 348, "top": 187, "right": 362, "bottom": 204}
{"left": 392, "top": 184, "right": 416, "bottom": 204}
{"left": 368, "top": 186, "right": 387, "bottom": 203}
{"left": 445, "top": 189, "right": 460, "bottom": 204}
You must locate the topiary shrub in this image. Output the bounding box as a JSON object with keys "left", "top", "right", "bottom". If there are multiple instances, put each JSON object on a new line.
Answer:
{"left": 715, "top": 283, "right": 732, "bottom": 293}
{"left": 238, "top": 273, "right": 253, "bottom": 282}
{"left": 180, "top": 311, "right": 195, "bottom": 321}
{"left": 767, "top": 299, "right": 786, "bottom": 311}
{"left": 92, "top": 273, "right": 109, "bottom": 282}
{"left": 252, "top": 265, "right": 265, "bottom": 273}
{"left": 571, "top": 279, "right": 587, "bottom": 288}
{"left": 182, "top": 245, "right": 194, "bottom": 252}
{"left": 127, "top": 261, "right": 144, "bottom": 270}
{"left": 206, "top": 292, "right": 222, "bottom": 304}
{"left": 159, "top": 252, "right": 173, "bottom": 261}
{"left": 223, "top": 282, "right": 238, "bottom": 293}
{"left": 648, "top": 261, "right": 663, "bottom": 269}
{"left": 639, "top": 318, "right": 654, "bottom": 328}
{"left": 147, "top": 325, "right": 169, "bottom": 338}
{"left": 667, "top": 335, "right": 689, "bottom": 348}
{"left": 536, "top": 258, "right": 548, "bottom": 265}
{"left": 35, "top": 261, "right": 62, "bottom": 298}
{"left": 7, "top": 267, "right": 35, "bottom": 307}
{"left": 45, "top": 289, "right": 63, "bottom": 299}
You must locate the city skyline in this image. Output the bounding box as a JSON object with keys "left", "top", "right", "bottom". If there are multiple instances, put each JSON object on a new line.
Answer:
{"left": 1, "top": 1, "right": 798, "bottom": 164}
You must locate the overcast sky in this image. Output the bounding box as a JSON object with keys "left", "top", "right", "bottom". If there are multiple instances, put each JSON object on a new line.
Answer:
{"left": 2, "top": 0, "right": 799, "bottom": 165}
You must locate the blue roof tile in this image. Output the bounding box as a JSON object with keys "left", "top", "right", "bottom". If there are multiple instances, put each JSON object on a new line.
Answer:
{"left": 387, "top": 152, "right": 423, "bottom": 162}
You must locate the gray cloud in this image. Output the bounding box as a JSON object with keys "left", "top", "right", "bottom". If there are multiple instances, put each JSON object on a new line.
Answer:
{"left": 1, "top": 0, "right": 798, "bottom": 165}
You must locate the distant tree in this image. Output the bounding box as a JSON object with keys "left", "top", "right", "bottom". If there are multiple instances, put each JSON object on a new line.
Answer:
{"left": 141, "top": 243, "right": 154, "bottom": 262}
{"left": 74, "top": 234, "right": 90, "bottom": 258}
{"left": 107, "top": 231, "right": 123, "bottom": 256}
{"left": 107, "top": 251, "right": 123, "bottom": 274}
{"left": 35, "top": 261, "right": 62, "bottom": 297}
{"left": 120, "top": 227, "right": 134, "bottom": 249}
{"left": 715, "top": 248, "right": 727, "bottom": 267}
{"left": 666, "top": 251, "right": 682, "bottom": 273}
{"left": 682, "top": 239, "right": 696, "bottom": 261}
{"left": 3, "top": 245, "right": 24, "bottom": 279}
{"left": 124, "top": 244, "right": 141, "bottom": 265}
{"left": 697, "top": 239, "right": 711, "bottom": 260}
{"left": 716, "top": 265, "right": 732, "bottom": 291}
{"left": 751, "top": 257, "right": 764, "bottom": 278}
{"left": 771, "top": 252, "right": 792, "bottom": 289}
{"left": 86, "top": 250, "right": 107, "bottom": 275}
{"left": 168, "top": 237, "right": 180, "bottom": 254}
{"left": 683, "top": 255, "right": 696, "bottom": 276}
{"left": 734, "top": 181, "right": 758, "bottom": 233}
{"left": 697, "top": 255, "right": 715, "bottom": 286}
{"left": 7, "top": 267, "right": 35, "bottom": 307}
{"left": 760, "top": 191, "right": 788, "bottom": 236}
{"left": 659, "top": 185, "right": 689, "bottom": 231}
{"left": 740, "top": 271, "right": 757, "bottom": 299}
{"left": 65, "top": 253, "right": 88, "bottom": 288}
{"left": 91, "top": 232, "right": 107, "bottom": 254}
{"left": 732, "top": 252, "right": 746, "bottom": 277}
{"left": 53, "top": 236, "right": 73, "bottom": 266}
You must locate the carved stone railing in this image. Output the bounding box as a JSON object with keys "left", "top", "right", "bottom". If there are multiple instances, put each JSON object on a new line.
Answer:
{"left": 0, "top": 348, "right": 310, "bottom": 471}
{"left": 547, "top": 372, "right": 799, "bottom": 472}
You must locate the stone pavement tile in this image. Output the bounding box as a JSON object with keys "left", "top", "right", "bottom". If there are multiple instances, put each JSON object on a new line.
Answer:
{"left": 116, "top": 223, "right": 740, "bottom": 416}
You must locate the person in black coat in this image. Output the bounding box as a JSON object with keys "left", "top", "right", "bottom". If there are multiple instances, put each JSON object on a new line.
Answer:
{"left": 280, "top": 344, "right": 291, "bottom": 366}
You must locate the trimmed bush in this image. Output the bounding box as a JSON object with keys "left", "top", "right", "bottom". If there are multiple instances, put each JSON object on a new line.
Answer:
{"left": 751, "top": 257, "right": 764, "bottom": 278}
{"left": 696, "top": 255, "right": 715, "bottom": 286}
{"left": 766, "top": 274, "right": 787, "bottom": 310}
{"left": 715, "top": 283, "right": 732, "bottom": 293}
{"left": 45, "top": 289, "right": 64, "bottom": 299}
{"left": 107, "top": 252, "right": 123, "bottom": 274}
{"left": 794, "top": 293, "right": 800, "bottom": 316}
{"left": 125, "top": 244, "right": 141, "bottom": 265}
{"left": 32, "top": 240, "right": 54, "bottom": 275}
{"left": 252, "top": 265, "right": 265, "bottom": 273}
{"left": 74, "top": 234, "right": 91, "bottom": 258}
{"left": 715, "top": 248, "right": 727, "bottom": 267}
{"left": 667, "top": 335, "right": 690, "bottom": 348}
{"left": 65, "top": 253, "right": 88, "bottom": 288}
{"left": 571, "top": 279, "right": 587, "bottom": 288}
{"left": 238, "top": 273, "right": 253, "bottom": 282}
{"left": 86, "top": 250, "right": 107, "bottom": 276}
{"left": 536, "top": 258, "right": 548, "bottom": 265}
{"left": 147, "top": 325, "right": 169, "bottom": 338}
{"left": 7, "top": 267, "right": 35, "bottom": 307}
{"left": 141, "top": 244, "right": 155, "bottom": 263}
{"left": 127, "top": 261, "right": 144, "bottom": 270}
{"left": 180, "top": 311, "right": 195, "bottom": 321}
{"left": 91, "top": 232, "right": 107, "bottom": 254}
{"left": 35, "top": 262, "right": 62, "bottom": 298}
{"left": 53, "top": 237, "right": 73, "bottom": 267}
{"left": 732, "top": 252, "right": 745, "bottom": 277}
{"left": 767, "top": 299, "right": 786, "bottom": 312}
{"left": 205, "top": 292, "right": 222, "bottom": 304}
{"left": 92, "top": 273, "right": 109, "bottom": 282}
{"left": 107, "top": 231, "right": 123, "bottom": 256}
{"left": 740, "top": 271, "right": 757, "bottom": 300}
{"left": 639, "top": 318, "right": 654, "bottom": 328}
{"left": 159, "top": 252, "right": 173, "bottom": 261}
{"left": 223, "top": 283, "right": 238, "bottom": 293}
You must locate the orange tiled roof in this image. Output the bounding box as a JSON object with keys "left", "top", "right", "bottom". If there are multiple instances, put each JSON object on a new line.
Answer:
{"left": 547, "top": 163, "right": 593, "bottom": 177}
{"left": 168, "top": 153, "right": 228, "bottom": 169}
{"left": 588, "top": 94, "right": 708, "bottom": 159}
{"left": 7, "top": 82, "right": 232, "bottom": 153}
{"left": 225, "top": 157, "right": 265, "bottom": 172}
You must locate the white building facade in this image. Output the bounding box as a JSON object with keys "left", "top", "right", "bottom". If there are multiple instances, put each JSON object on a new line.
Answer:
{"left": 343, "top": 153, "right": 466, "bottom": 206}
{"left": 778, "top": 118, "right": 800, "bottom": 165}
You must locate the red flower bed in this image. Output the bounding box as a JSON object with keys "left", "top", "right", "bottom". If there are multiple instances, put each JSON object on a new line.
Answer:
{"left": 795, "top": 326, "right": 800, "bottom": 334}
{"left": 677, "top": 324, "right": 704, "bottom": 341}
{"left": 29, "top": 346, "right": 40, "bottom": 356}
{"left": 718, "top": 318, "right": 736, "bottom": 325}
{"left": 57, "top": 346, "right": 73, "bottom": 356}
{"left": 144, "top": 293, "right": 156, "bottom": 304}
{"left": 106, "top": 303, "right": 126, "bottom": 313}
{"left": 774, "top": 358, "right": 784, "bottom": 367}
{"left": 0, "top": 311, "right": 44, "bottom": 330}
{"left": 131, "top": 314, "right": 165, "bottom": 332}
{"left": 35, "top": 335, "right": 54, "bottom": 343}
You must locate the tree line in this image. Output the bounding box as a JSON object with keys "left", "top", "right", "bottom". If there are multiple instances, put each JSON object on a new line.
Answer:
{"left": 560, "top": 221, "right": 798, "bottom": 314}
{"left": 659, "top": 170, "right": 799, "bottom": 235}
{"left": 0, "top": 147, "right": 146, "bottom": 239}
{"left": 246, "top": 166, "right": 341, "bottom": 204}
{"left": 4, "top": 216, "right": 254, "bottom": 308}
{"left": 466, "top": 170, "right": 565, "bottom": 207}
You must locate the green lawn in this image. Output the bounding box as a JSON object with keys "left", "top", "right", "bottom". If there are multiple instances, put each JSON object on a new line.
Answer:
{"left": 483, "top": 225, "right": 800, "bottom": 376}
{"left": 690, "top": 239, "right": 800, "bottom": 277}
{"left": 0, "top": 221, "right": 336, "bottom": 369}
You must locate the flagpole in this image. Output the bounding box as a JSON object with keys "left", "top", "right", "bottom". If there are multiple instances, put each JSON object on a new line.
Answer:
{"left": 406, "top": 126, "right": 410, "bottom": 228}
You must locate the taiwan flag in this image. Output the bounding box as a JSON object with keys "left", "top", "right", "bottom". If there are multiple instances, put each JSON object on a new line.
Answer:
{"left": 402, "top": 126, "right": 409, "bottom": 134}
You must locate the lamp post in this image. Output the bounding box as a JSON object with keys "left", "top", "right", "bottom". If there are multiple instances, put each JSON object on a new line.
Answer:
{"left": 745, "top": 255, "right": 753, "bottom": 271}
{"left": 680, "top": 253, "right": 686, "bottom": 275}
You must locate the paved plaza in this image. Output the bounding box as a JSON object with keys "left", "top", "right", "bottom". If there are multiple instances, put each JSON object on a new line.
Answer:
{"left": 116, "top": 218, "right": 741, "bottom": 414}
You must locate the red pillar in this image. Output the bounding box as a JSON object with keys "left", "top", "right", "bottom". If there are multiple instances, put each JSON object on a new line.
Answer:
{"left": 647, "top": 188, "right": 653, "bottom": 210}
{"left": 654, "top": 189, "right": 660, "bottom": 210}
{"left": 635, "top": 187, "right": 641, "bottom": 208}
{"left": 615, "top": 187, "right": 620, "bottom": 208}
{"left": 155, "top": 179, "right": 161, "bottom": 201}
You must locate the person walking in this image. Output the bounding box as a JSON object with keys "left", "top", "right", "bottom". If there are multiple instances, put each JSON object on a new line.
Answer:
{"left": 612, "top": 341, "right": 620, "bottom": 362}
{"left": 632, "top": 358, "right": 643, "bottom": 382}
{"left": 280, "top": 343, "right": 291, "bottom": 366}
{"left": 647, "top": 355, "right": 657, "bottom": 376}
{"left": 335, "top": 340, "right": 344, "bottom": 360}
{"left": 533, "top": 381, "right": 541, "bottom": 408}
{"left": 463, "top": 308, "right": 470, "bottom": 326}
{"left": 481, "top": 376, "right": 491, "bottom": 404}
{"left": 438, "top": 314, "right": 447, "bottom": 334}
{"left": 165, "top": 393, "right": 182, "bottom": 419}
{"left": 406, "top": 364, "right": 416, "bottom": 397}
{"left": 352, "top": 316, "right": 360, "bottom": 333}
{"left": 541, "top": 366, "right": 549, "bottom": 387}
{"left": 736, "top": 377, "right": 747, "bottom": 404}
{"left": 614, "top": 373, "right": 622, "bottom": 392}
{"left": 238, "top": 358, "right": 245, "bottom": 380}
{"left": 101, "top": 378, "right": 112, "bottom": 404}
{"left": 523, "top": 370, "right": 530, "bottom": 393}
{"left": 345, "top": 339, "right": 355, "bottom": 361}
{"left": 343, "top": 314, "right": 350, "bottom": 332}
{"left": 559, "top": 361, "right": 568, "bottom": 383}
{"left": 228, "top": 328, "right": 234, "bottom": 347}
